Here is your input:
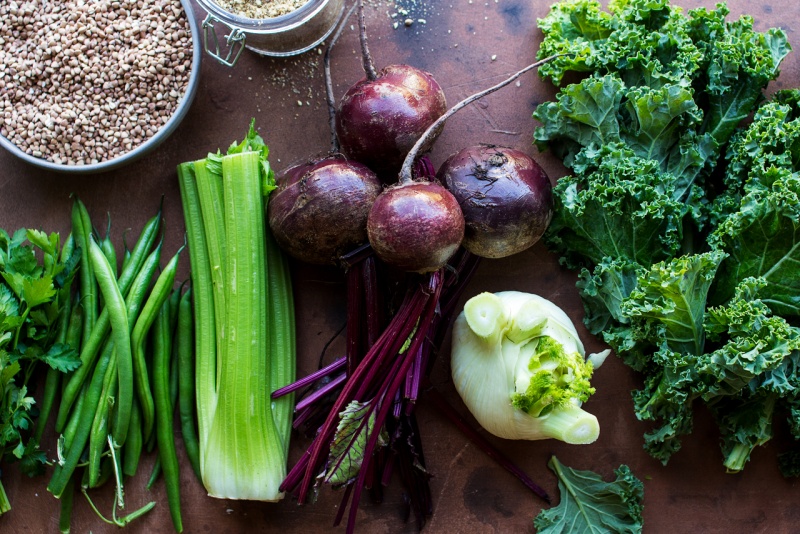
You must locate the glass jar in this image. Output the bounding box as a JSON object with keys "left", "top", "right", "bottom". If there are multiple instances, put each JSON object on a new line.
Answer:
{"left": 196, "top": 0, "right": 345, "bottom": 65}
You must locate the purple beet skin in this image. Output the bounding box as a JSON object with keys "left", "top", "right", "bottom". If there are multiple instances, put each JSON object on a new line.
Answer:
{"left": 268, "top": 155, "right": 382, "bottom": 266}
{"left": 367, "top": 181, "right": 464, "bottom": 273}
{"left": 336, "top": 64, "right": 447, "bottom": 180}
{"left": 438, "top": 145, "right": 553, "bottom": 259}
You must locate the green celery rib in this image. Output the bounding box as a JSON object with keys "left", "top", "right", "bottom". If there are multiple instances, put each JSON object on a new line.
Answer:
{"left": 177, "top": 162, "right": 217, "bottom": 469}
{"left": 202, "top": 150, "right": 284, "bottom": 501}
{"left": 266, "top": 228, "right": 295, "bottom": 458}
{"left": 193, "top": 159, "right": 228, "bottom": 345}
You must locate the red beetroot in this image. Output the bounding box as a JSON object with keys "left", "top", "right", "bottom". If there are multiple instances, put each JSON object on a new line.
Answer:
{"left": 335, "top": 64, "right": 447, "bottom": 179}
{"left": 438, "top": 145, "right": 553, "bottom": 259}
{"left": 268, "top": 155, "right": 381, "bottom": 266}
{"left": 366, "top": 181, "right": 464, "bottom": 273}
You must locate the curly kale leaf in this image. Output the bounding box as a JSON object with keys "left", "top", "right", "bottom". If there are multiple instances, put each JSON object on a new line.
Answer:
{"left": 709, "top": 391, "right": 777, "bottom": 473}
{"left": 703, "top": 278, "right": 800, "bottom": 396}
{"left": 693, "top": 11, "right": 791, "bottom": 145}
{"left": 723, "top": 91, "right": 800, "bottom": 195}
{"left": 618, "top": 253, "right": 724, "bottom": 462}
{"left": 577, "top": 257, "right": 643, "bottom": 337}
{"left": 710, "top": 178, "right": 800, "bottom": 316}
{"left": 536, "top": 0, "right": 701, "bottom": 88}
{"left": 622, "top": 251, "right": 724, "bottom": 356}
{"left": 535, "top": 0, "right": 789, "bottom": 218}
{"left": 534, "top": 75, "right": 705, "bottom": 180}
{"left": 534, "top": 456, "right": 644, "bottom": 534}
{"left": 544, "top": 150, "right": 684, "bottom": 270}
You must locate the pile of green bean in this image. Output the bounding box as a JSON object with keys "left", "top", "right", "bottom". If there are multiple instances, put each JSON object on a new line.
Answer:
{"left": 41, "top": 199, "right": 199, "bottom": 533}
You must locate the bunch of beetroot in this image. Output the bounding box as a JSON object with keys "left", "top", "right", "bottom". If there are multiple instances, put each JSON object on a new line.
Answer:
{"left": 267, "top": 3, "right": 556, "bottom": 532}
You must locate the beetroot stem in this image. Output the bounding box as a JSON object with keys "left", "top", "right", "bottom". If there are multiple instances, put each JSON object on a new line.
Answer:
{"left": 344, "top": 273, "right": 443, "bottom": 533}
{"left": 294, "top": 373, "right": 347, "bottom": 413}
{"left": 272, "top": 356, "right": 346, "bottom": 398}
{"left": 398, "top": 54, "right": 562, "bottom": 183}
{"left": 357, "top": 0, "right": 378, "bottom": 81}
{"left": 363, "top": 256, "right": 381, "bottom": 349}
{"left": 346, "top": 262, "right": 364, "bottom": 377}
{"left": 320, "top": 298, "right": 431, "bottom": 505}
{"left": 324, "top": 2, "right": 357, "bottom": 152}
{"left": 292, "top": 285, "right": 426, "bottom": 502}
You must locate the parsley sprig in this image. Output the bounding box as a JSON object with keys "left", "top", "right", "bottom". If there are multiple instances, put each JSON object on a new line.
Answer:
{"left": 0, "top": 228, "right": 80, "bottom": 514}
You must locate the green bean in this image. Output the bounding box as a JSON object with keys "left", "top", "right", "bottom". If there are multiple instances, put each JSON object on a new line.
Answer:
{"left": 176, "top": 288, "right": 201, "bottom": 480}
{"left": 47, "top": 346, "right": 112, "bottom": 498}
{"left": 130, "top": 248, "right": 182, "bottom": 443}
{"left": 169, "top": 339, "right": 179, "bottom": 416}
{"left": 88, "top": 237, "right": 134, "bottom": 448}
{"left": 56, "top": 212, "right": 162, "bottom": 432}
{"left": 100, "top": 215, "right": 118, "bottom": 279}
{"left": 87, "top": 351, "right": 118, "bottom": 488}
{"left": 121, "top": 243, "right": 164, "bottom": 328}
{"left": 58, "top": 474, "right": 76, "bottom": 534}
{"left": 122, "top": 399, "right": 143, "bottom": 478}
{"left": 71, "top": 199, "right": 97, "bottom": 348}
{"left": 145, "top": 291, "right": 180, "bottom": 489}
{"left": 32, "top": 289, "right": 75, "bottom": 444}
{"left": 168, "top": 284, "right": 183, "bottom": 334}
{"left": 61, "top": 382, "right": 87, "bottom": 452}
{"left": 167, "top": 285, "right": 183, "bottom": 412}
{"left": 64, "top": 298, "right": 84, "bottom": 351}
{"left": 121, "top": 247, "right": 132, "bottom": 272}
{"left": 152, "top": 301, "right": 183, "bottom": 532}
{"left": 146, "top": 455, "right": 161, "bottom": 490}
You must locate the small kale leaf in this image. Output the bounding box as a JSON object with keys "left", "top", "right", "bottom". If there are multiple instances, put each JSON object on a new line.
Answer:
{"left": 534, "top": 455, "right": 644, "bottom": 534}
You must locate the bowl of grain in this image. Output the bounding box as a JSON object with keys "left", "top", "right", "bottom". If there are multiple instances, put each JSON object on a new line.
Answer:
{"left": 0, "top": 0, "right": 201, "bottom": 174}
{"left": 196, "top": 0, "right": 345, "bottom": 64}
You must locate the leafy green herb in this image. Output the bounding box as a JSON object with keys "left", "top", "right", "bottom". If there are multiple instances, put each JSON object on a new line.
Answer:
{"left": 534, "top": 455, "right": 644, "bottom": 534}
{"left": 0, "top": 228, "right": 79, "bottom": 514}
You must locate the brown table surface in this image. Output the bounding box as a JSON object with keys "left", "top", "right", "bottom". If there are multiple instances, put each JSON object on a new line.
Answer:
{"left": 2, "top": 1, "right": 800, "bottom": 532}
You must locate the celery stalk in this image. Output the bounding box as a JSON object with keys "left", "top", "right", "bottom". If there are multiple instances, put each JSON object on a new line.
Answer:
{"left": 179, "top": 123, "right": 294, "bottom": 501}
{"left": 266, "top": 229, "right": 295, "bottom": 456}
{"left": 193, "top": 159, "right": 227, "bottom": 346}
{"left": 177, "top": 162, "right": 217, "bottom": 465}
{"left": 202, "top": 150, "right": 285, "bottom": 500}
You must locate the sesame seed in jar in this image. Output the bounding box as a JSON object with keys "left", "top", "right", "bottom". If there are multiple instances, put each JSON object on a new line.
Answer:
{"left": 214, "top": 0, "right": 308, "bottom": 20}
